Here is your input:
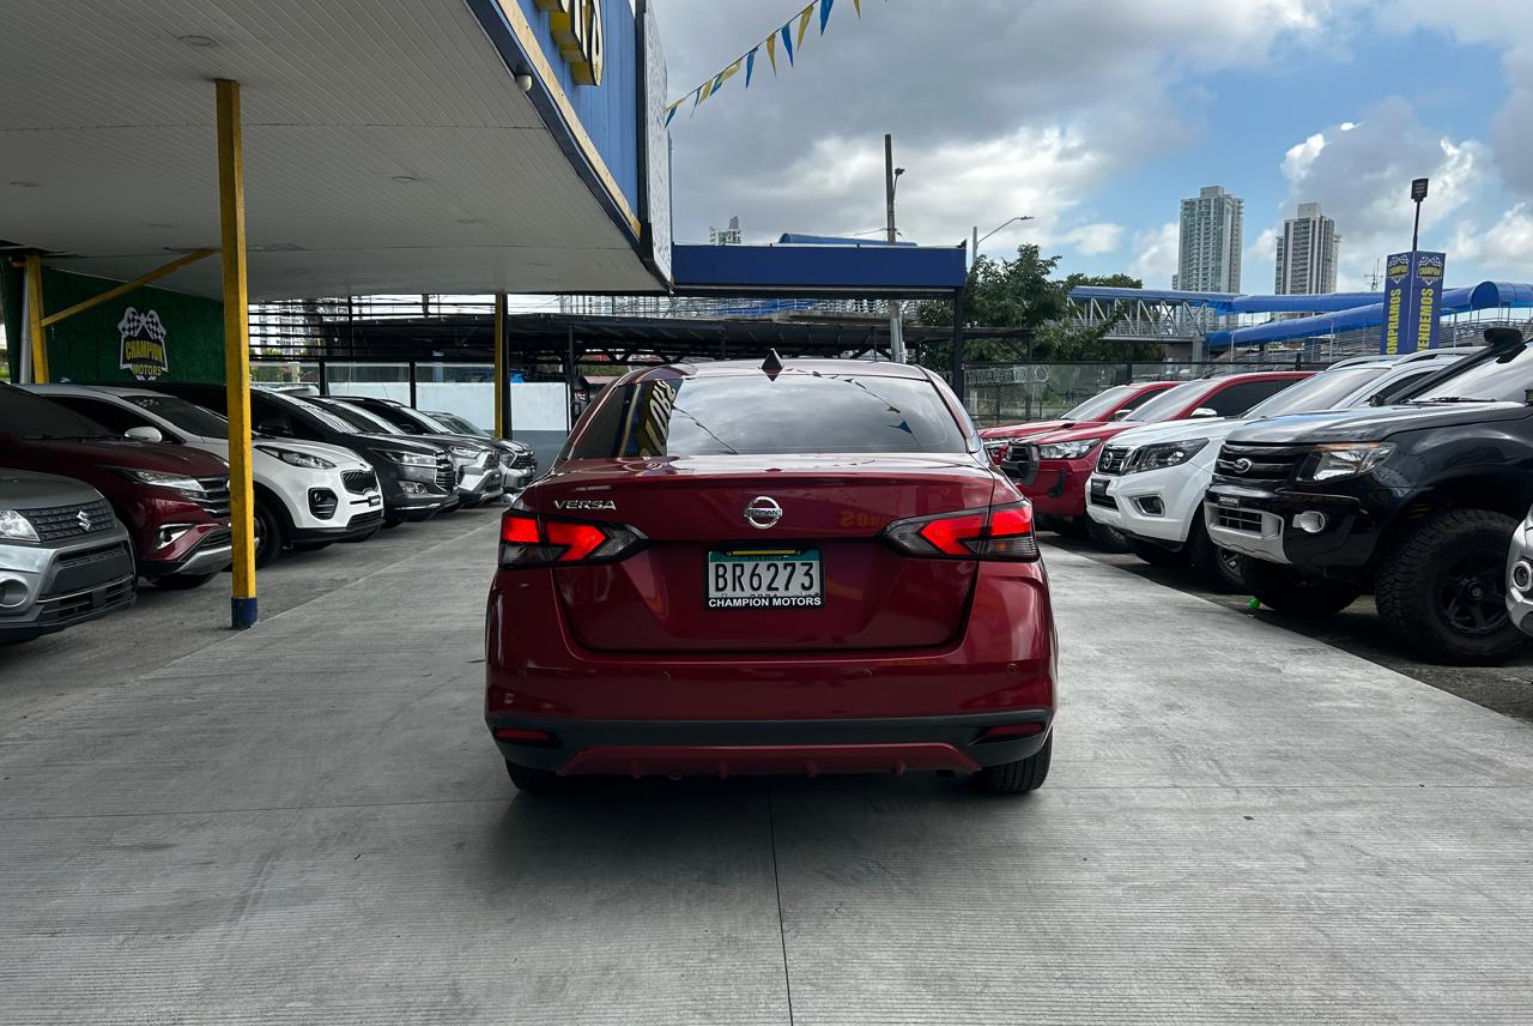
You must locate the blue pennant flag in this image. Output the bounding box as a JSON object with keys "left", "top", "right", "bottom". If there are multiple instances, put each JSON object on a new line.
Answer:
{"left": 745, "top": 47, "right": 757, "bottom": 87}
{"left": 781, "top": 23, "right": 795, "bottom": 65}
{"left": 820, "top": 0, "right": 835, "bottom": 33}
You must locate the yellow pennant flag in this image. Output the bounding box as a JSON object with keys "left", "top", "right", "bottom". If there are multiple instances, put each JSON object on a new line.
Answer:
{"left": 795, "top": 4, "right": 814, "bottom": 49}
{"left": 765, "top": 32, "right": 779, "bottom": 74}
{"left": 697, "top": 79, "right": 713, "bottom": 104}
{"left": 720, "top": 57, "right": 743, "bottom": 83}
{"left": 852, "top": 0, "right": 862, "bottom": 15}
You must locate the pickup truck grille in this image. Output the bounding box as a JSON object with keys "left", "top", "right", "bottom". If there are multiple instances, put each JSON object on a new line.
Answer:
{"left": 503, "top": 450, "right": 537, "bottom": 470}
{"left": 1212, "top": 506, "right": 1264, "bottom": 533}
{"left": 435, "top": 455, "right": 455, "bottom": 492}
{"left": 23, "top": 498, "right": 115, "bottom": 541}
{"left": 341, "top": 470, "right": 377, "bottom": 494}
{"left": 1214, "top": 443, "right": 1309, "bottom": 485}
{"left": 1096, "top": 445, "right": 1133, "bottom": 475}
{"left": 193, "top": 476, "right": 232, "bottom": 518}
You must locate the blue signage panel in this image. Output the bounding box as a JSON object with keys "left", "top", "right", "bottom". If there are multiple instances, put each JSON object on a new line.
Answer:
{"left": 1380, "top": 251, "right": 1447, "bottom": 354}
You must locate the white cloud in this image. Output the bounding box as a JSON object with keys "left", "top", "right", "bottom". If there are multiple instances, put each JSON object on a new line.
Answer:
{"left": 1450, "top": 203, "right": 1533, "bottom": 275}
{"left": 1282, "top": 132, "right": 1326, "bottom": 183}
{"left": 1129, "top": 223, "right": 1180, "bottom": 287}
{"left": 1063, "top": 223, "right": 1125, "bottom": 256}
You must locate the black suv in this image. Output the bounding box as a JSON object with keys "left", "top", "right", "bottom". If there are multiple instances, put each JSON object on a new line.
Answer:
{"left": 1206, "top": 329, "right": 1533, "bottom": 664}
{"left": 147, "top": 384, "right": 458, "bottom": 527}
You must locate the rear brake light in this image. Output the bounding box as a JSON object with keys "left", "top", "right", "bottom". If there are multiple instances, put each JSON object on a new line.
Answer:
{"left": 882, "top": 501, "right": 1038, "bottom": 562}
{"left": 499, "top": 510, "right": 646, "bottom": 569}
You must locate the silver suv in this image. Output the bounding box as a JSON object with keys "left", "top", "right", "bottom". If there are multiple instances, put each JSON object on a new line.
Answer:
{"left": 1, "top": 470, "right": 135, "bottom": 644}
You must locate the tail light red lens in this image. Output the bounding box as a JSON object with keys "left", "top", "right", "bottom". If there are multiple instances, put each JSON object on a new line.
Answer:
{"left": 882, "top": 501, "right": 1039, "bottom": 562}
{"left": 499, "top": 511, "right": 645, "bottom": 569}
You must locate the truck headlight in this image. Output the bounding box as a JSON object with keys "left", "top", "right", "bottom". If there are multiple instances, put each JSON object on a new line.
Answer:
{"left": 256, "top": 445, "right": 336, "bottom": 470}
{"left": 0, "top": 509, "right": 40, "bottom": 543}
{"left": 1301, "top": 443, "right": 1395, "bottom": 482}
{"left": 1130, "top": 438, "right": 1208, "bottom": 473}
{"left": 379, "top": 450, "right": 436, "bottom": 468}
{"left": 1037, "top": 438, "right": 1101, "bottom": 461}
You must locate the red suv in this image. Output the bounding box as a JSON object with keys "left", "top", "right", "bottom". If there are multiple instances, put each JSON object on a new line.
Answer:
{"left": 1004, "top": 372, "right": 1310, "bottom": 546}
{"left": 979, "top": 380, "right": 1178, "bottom": 464}
{"left": 486, "top": 359, "right": 1057, "bottom": 794}
{"left": 0, "top": 384, "right": 233, "bottom": 588}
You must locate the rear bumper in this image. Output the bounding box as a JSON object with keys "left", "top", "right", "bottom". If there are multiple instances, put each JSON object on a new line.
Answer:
{"left": 488, "top": 713, "right": 1052, "bottom": 776}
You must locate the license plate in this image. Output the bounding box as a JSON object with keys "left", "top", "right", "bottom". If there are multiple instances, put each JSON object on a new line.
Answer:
{"left": 1090, "top": 478, "right": 1110, "bottom": 498}
{"left": 706, "top": 549, "right": 823, "bottom": 609}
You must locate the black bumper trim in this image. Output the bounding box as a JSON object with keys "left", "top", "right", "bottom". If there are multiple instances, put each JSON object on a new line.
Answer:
{"left": 486, "top": 711, "right": 1053, "bottom": 773}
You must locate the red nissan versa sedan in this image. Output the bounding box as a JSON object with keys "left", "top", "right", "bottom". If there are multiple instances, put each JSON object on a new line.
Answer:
{"left": 1005, "top": 371, "right": 1310, "bottom": 546}
{"left": 978, "top": 380, "right": 1178, "bottom": 465}
{"left": 485, "top": 359, "right": 1057, "bottom": 794}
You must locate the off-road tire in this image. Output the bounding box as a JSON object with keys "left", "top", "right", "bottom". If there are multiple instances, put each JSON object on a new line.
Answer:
{"left": 1375, "top": 509, "right": 1526, "bottom": 666}
{"left": 1126, "top": 537, "right": 1187, "bottom": 568}
{"left": 1189, "top": 518, "right": 1247, "bottom": 592}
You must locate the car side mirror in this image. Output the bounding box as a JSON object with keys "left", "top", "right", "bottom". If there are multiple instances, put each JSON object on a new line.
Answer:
{"left": 256, "top": 419, "right": 291, "bottom": 437}
{"left": 124, "top": 426, "right": 162, "bottom": 443}
{"left": 1189, "top": 407, "right": 1220, "bottom": 419}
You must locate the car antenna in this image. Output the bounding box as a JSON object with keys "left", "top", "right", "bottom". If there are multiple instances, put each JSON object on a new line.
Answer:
{"left": 761, "top": 348, "right": 784, "bottom": 380}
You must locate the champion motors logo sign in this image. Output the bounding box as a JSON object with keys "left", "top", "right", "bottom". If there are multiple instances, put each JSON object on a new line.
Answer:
{"left": 117, "top": 308, "right": 169, "bottom": 381}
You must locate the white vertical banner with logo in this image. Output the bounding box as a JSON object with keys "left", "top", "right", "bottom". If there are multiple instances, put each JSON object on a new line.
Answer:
{"left": 642, "top": 3, "right": 672, "bottom": 280}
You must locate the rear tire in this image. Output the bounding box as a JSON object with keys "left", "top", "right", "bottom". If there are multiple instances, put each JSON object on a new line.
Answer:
{"left": 1126, "top": 537, "right": 1188, "bottom": 568}
{"left": 1240, "top": 559, "right": 1360, "bottom": 618}
{"left": 1375, "top": 509, "right": 1526, "bottom": 666}
{"left": 1085, "top": 518, "right": 1130, "bottom": 553}
{"left": 154, "top": 571, "right": 217, "bottom": 591}
{"left": 974, "top": 734, "right": 1052, "bottom": 794}
{"left": 505, "top": 760, "right": 562, "bottom": 795}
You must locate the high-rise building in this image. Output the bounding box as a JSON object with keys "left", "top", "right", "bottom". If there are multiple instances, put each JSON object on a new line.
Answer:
{"left": 1274, "top": 202, "right": 1340, "bottom": 295}
{"left": 1176, "top": 186, "right": 1243, "bottom": 292}
{"left": 709, "top": 215, "right": 742, "bottom": 246}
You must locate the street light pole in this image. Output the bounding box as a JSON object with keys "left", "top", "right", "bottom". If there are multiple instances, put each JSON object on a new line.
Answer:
{"left": 970, "top": 215, "right": 1034, "bottom": 270}
{"left": 885, "top": 133, "right": 906, "bottom": 363}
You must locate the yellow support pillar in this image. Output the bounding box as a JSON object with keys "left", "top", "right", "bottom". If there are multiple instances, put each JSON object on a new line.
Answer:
{"left": 23, "top": 253, "right": 48, "bottom": 384}
{"left": 494, "top": 291, "right": 507, "bottom": 439}
{"left": 215, "top": 78, "right": 257, "bottom": 630}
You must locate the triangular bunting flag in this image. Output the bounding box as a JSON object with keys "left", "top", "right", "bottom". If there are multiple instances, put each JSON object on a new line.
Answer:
{"left": 745, "top": 47, "right": 758, "bottom": 87}
{"left": 765, "top": 33, "right": 779, "bottom": 73}
{"left": 780, "top": 23, "right": 795, "bottom": 65}
{"left": 852, "top": 0, "right": 862, "bottom": 15}
{"left": 721, "top": 58, "right": 742, "bottom": 83}
{"left": 820, "top": 0, "right": 835, "bottom": 34}
{"left": 796, "top": 5, "right": 813, "bottom": 49}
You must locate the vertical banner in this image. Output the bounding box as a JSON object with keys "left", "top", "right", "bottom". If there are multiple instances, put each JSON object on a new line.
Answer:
{"left": 1380, "top": 251, "right": 1447, "bottom": 354}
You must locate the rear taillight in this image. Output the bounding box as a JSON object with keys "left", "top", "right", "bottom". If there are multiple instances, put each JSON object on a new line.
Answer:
{"left": 881, "top": 501, "right": 1039, "bottom": 562}
{"left": 498, "top": 510, "right": 645, "bottom": 569}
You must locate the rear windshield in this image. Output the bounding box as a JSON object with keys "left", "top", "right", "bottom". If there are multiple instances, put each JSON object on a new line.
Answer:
{"left": 1244, "top": 366, "right": 1389, "bottom": 418}
{"left": 568, "top": 370, "right": 968, "bottom": 458}
{"left": 1410, "top": 344, "right": 1533, "bottom": 404}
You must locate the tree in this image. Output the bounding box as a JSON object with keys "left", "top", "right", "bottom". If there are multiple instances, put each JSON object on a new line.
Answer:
{"left": 916, "top": 247, "right": 1164, "bottom": 370}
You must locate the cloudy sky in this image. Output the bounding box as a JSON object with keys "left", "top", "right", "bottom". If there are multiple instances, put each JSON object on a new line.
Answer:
{"left": 649, "top": 0, "right": 1533, "bottom": 293}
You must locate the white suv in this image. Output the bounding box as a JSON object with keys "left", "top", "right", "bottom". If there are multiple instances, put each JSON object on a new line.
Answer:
{"left": 1085, "top": 349, "right": 1475, "bottom": 588}
{"left": 26, "top": 385, "right": 383, "bottom": 567}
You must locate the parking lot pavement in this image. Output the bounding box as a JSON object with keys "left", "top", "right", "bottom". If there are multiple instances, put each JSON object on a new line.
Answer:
{"left": 1047, "top": 532, "right": 1533, "bottom": 725}
{"left": 4, "top": 527, "right": 1533, "bottom": 1023}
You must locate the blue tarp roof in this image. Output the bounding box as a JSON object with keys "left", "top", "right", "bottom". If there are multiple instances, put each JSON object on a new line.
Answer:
{"left": 1203, "top": 281, "right": 1533, "bottom": 349}
{"left": 1071, "top": 285, "right": 1384, "bottom": 315}
{"left": 776, "top": 233, "right": 919, "bottom": 248}
{"left": 671, "top": 242, "right": 966, "bottom": 296}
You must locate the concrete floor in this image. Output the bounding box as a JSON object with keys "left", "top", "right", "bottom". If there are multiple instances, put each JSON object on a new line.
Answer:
{"left": 4, "top": 510, "right": 1533, "bottom": 1024}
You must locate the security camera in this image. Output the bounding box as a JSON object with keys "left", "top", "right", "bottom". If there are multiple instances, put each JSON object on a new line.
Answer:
{"left": 515, "top": 71, "right": 534, "bottom": 94}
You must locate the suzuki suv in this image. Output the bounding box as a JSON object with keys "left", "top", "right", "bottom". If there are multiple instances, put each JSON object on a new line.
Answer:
{"left": 0, "top": 383, "right": 232, "bottom": 588}
{"left": 1, "top": 470, "right": 136, "bottom": 642}
{"left": 25, "top": 385, "right": 383, "bottom": 566}
{"left": 486, "top": 359, "right": 1057, "bottom": 794}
